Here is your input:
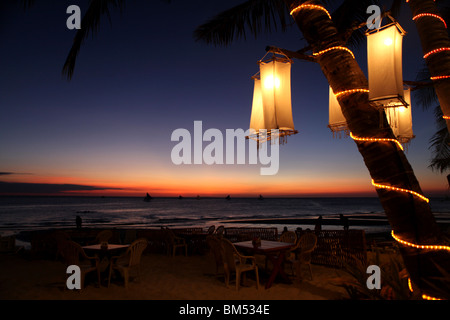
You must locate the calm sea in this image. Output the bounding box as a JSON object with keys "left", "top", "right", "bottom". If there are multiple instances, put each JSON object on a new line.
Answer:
{"left": 1, "top": 196, "right": 449, "bottom": 237}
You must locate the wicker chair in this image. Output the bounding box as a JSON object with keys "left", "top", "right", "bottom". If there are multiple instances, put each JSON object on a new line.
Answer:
{"left": 206, "top": 235, "right": 223, "bottom": 276}
{"left": 108, "top": 238, "right": 148, "bottom": 288}
{"left": 220, "top": 238, "right": 259, "bottom": 291}
{"left": 94, "top": 230, "right": 113, "bottom": 243}
{"left": 215, "top": 226, "right": 225, "bottom": 237}
{"left": 279, "top": 231, "right": 297, "bottom": 244}
{"left": 207, "top": 225, "right": 216, "bottom": 234}
{"left": 265, "top": 231, "right": 298, "bottom": 270}
{"left": 164, "top": 228, "right": 188, "bottom": 256}
{"left": 287, "top": 232, "right": 317, "bottom": 280}
{"left": 60, "top": 240, "right": 101, "bottom": 289}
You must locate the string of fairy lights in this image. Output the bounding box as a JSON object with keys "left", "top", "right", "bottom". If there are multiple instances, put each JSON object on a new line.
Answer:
{"left": 289, "top": 1, "right": 449, "bottom": 300}
{"left": 408, "top": 0, "right": 450, "bottom": 121}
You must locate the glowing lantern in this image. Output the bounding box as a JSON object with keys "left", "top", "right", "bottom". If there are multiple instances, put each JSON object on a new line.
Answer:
{"left": 366, "top": 23, "right": 407, "bottom": 108}
{"left": 328, "top": 86, "right": 348, "bottom": 137}
{"left": 385, "top": 89, "right": 415, "bottom": 144}
{"left": 249, "top": 53, "right": 298, "bottom": 143}
{"left": 328, "top": 86, "right": 414, "bottom": 145}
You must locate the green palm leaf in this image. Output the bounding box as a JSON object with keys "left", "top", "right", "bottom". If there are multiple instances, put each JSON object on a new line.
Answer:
{"left": 194, "top": 0, "right": 290, "bottom": 46}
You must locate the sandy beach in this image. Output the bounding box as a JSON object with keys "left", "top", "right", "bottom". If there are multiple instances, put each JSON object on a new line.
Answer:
{"left": 0, "top": 226, "right": 402, "bottom": 302}
{"left": 0, "top": 251, "right": 357, "bottom": 301}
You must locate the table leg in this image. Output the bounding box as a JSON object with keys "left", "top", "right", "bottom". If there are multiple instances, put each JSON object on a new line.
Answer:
{"left": 265, "top": 252, "right": 291, "bottom": 289}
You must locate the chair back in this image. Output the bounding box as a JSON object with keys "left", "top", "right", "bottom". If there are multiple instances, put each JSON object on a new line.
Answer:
{"left": 279, "top": 231, "right": 297, "bottom": 244}
{"left": 215, "top": 226, "right": 225, "bottom": 236}
{"left": 220, "top": 238, "right": 238, "bottom": 272}
{"left": 206, "top": 235, "right": 223, "bottom": 260}
{"left": 207, "top": 225, "right": 215, "bottom": 234}
{"left": 126, "top": 239, "right": 148, "bottom": 267}
{"left": 163, "top": 228, "right": 176, "bottom": 244}
{"left": 95, "top": 230, "right": 113, "bottom": 243}
{"left": 60, "top": 240, "right": 84, "bottom": 266}
{"left": 298, "top": 233, "right": 317, "bottom": 260}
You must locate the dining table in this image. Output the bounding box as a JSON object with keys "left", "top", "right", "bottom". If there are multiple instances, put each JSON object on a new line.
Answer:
{"left": 233, "top": 240, "right": 296, "bottom": 289}
{"left": 82, "top": 243, "right": 130, "bottom": 283}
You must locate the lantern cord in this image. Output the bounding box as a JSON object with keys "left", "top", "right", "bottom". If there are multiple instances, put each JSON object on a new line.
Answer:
{"left": 313, "top": 46, "right": 355, "bottom": 59}
{"left": 413, "top": 13, "right": 447, "bottom": 29}
{"left": 290, "top": 4, "right": 332, "bottom": 20}
{"left": 423, "top": 47, "right": 450, "bottom": 59}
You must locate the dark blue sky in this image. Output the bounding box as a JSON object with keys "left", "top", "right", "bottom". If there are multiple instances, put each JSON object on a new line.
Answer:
{"left": 0, "top": 0, "right": 447, "bottom": 197}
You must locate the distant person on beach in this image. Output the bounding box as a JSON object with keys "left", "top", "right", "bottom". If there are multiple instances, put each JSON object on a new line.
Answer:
{"left": 76, "top": 215, "right": 82, "bottom": 229}
{"left": 315, "top": 215, "right": 323, "bottom": 232}
{"left": 340, "top": 214, "right": 349, "bottom": 231}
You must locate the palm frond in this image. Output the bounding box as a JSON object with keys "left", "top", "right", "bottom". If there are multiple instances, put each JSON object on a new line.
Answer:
{"left": 429, "top": 106, "right": 450, "bottom": 173}
{"left": 331, "top": 0, "right": 379, "bottom": 49}
{"left": 194, "top": 0, "right": 290, "bottom": 46}
{"left": 62, "top": 0, "right": 126, "bottom": 80}
{"left": 388, "top": 0, "right": 403, "bottom": 21}
{"left": 413, "top": 67, "right": 438, "bottom": 110}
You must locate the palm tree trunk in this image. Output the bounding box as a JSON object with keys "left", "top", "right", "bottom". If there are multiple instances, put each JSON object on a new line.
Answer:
{"left": 408, "top": 0, "right": 450, "bottom": 133}
{"left": 284, "top": 0, "right": 449, "bottom": 297}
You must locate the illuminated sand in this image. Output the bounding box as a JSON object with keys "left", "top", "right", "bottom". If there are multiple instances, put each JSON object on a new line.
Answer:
{"left": 0, "top": 249, "right": 365, "bottom": 300}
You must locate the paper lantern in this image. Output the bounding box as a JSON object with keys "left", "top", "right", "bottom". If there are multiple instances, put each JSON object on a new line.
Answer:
{"left": 328, "top": 86, "right": 348, "bottom": 137}
{"left": 385, "top": 89, "right": 415, "bottom": 144}
{"left": 367, "top": 23, "right": 407, "bottom": 108}
{"left": 249, "top": 53, "right": 298, "bottom": 143}
{"left": 328, "top": 86, "right": 414, "bottom": 144}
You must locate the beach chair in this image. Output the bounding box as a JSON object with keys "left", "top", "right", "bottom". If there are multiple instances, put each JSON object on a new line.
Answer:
{"left": 108, "top": 238, "right": 148, "bottom": 289}
{"left": 163, "top": 228, "right": 188, "bottom": 257}
{"left": 287, "top": 232, "right": 317, "bottom": 280}
{"left": 220, "top": 238, "right": 259, "bottom": 291}
{"left": 60, "top": 240, "right": 101, "bottom": 289}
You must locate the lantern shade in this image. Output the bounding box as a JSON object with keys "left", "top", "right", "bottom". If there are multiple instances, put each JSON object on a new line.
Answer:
{"left": 385, "top": 89, "right": 414, "bottom": 144}
{"left": 249, "top": 78, "right": 264, "bottom": 132}
{"left": 367, "top": 24, "right": 406, "bottom": 108}
{"left": 249, "top": 55, "right": 297, "bottom": 142}
{"left": 328, "top": 86, "right": 348, "bottom": 136}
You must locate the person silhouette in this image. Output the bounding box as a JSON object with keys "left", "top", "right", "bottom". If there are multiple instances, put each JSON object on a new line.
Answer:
{"left": 315, "top": 215, "right": 323, "bottom": 232}
{"left": 76, "top": 215, "right": 82, "bottom": 229}
{"left": 340, "top": 214, "right": 349, "bottom": 231}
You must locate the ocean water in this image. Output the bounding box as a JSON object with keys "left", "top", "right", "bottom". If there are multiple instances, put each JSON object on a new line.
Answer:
{"left": 0, "top": 196, "right": 449, "bottom": 236}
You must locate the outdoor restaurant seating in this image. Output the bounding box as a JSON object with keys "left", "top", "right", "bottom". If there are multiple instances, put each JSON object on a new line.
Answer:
{"left": 163, "top": 227, "right": 188, "bottom": 257}
{"left": 108, "top": 238, "right": 148, "bottom": 289}
{"left": 215, "top": 225, "right": 225, "bottom": 237}
{"left": 207, "top": 225, "right": 215, "bottom": 234}
{"left": 60, "top": 240, "right": 101, "bottom": 289}
{"left": 94, "top": 230, "right": 113, "bottom": 244}
{"left": 279, "top": 231, "right": 297, "bottom": 244}
{"left": 206, "top": 235, "right": 224, "bottom": 276}
{"left": 286, "top": 232, "right": 317, "bottom": 280}
{"left": 220, "top": 238, "right": 259, "bottom": 291}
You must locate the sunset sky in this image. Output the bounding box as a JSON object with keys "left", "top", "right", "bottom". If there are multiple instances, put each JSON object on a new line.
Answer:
{"left": 0, "top": 0, "right": 448, "bottom": 198}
